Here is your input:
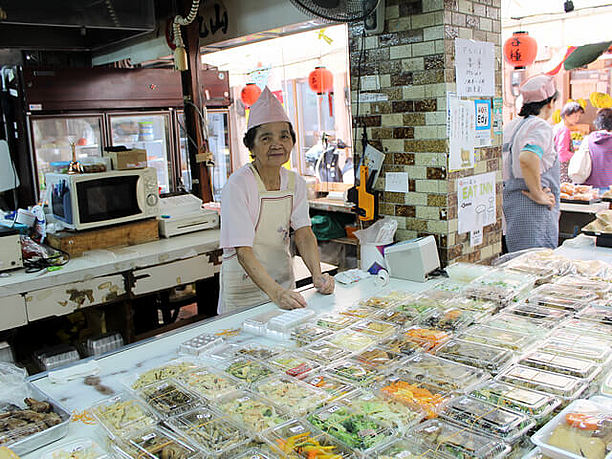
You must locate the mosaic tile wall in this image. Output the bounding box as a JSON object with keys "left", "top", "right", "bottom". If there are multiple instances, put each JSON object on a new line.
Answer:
{"left": 348, "top": 0, "right": 503, "bottom": 265}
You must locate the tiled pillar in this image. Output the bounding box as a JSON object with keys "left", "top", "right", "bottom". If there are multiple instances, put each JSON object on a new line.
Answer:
{"left": 348, "top": 0, "right": 503, "bottom": 265}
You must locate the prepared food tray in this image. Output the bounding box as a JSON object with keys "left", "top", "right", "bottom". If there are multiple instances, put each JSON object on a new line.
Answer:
{"left": 434, "top": 340, "right": 514, "bottom": 374}
{"left": 339, "top": 305, "right": 380, "bottom": 319}
{"left": 469, "top": 380, "right": 561, "bottom": 420}
{"left": 418, "top": 307, "right": 476, "bottom": 332}
{"left": 340, "top": 390, "right": 423, "bottom": 433}
{"left": 527, "top": 294, "right": 588, "bottom": 312}
{"left": 504, "top": 263, "right": 557, "bottom": 284}
{"left": 129, "top": 360, "right": 200, "bottom": 390}
{"left": 354, "top": 347, "right": 405, "bottom": 370}
{"left": 397, "top": 353, "right": 490, "bottom": 394}
{"left": 302, "top": 372, "right": 357, "bottom": 401}
{"left": 411, "top": 419, "right": 511, "bottom": 459}
{"left": 376, "top": 438, "right": 451, "bottom": 459}
{"left": 233, "top": 447, "right": 279, "bottom": 459}
{"left": 430, "top": 278, "right": 468, "bottom": 295}
{"left": 379, "top": 377, "right": 448, "bottom": 419}
{"left": 401, "top": 326, "right": 451, "bottom": 352}
{"left": 178, "top": 367, "right": 239, "bottom": 400}
{"left": 264, "top": 419, "right": 354, "bottom": 458}
{"left": 268, "top": 354, "right": 320, "bottom": 379}
{"left": 446, "top": 262, "right": 493, "bottom": 283}
{"left": 577, "top": 304, "right": 612, "bottom": 326}
{"left": 253, "top": 376, "right": 330, "bottom": 416}
{"left": 316, "top": 313, "right": 359, "bottom": 331}
{"left": 445, "top": 297, "right": 498, "bottom": 316}
{"left": 242, "top": 309, "right": 283, "bottom": 335}
{"left": 302, "top": 340, "right": 352, "bottom": 364}
{"left": 267, "top": 308, "right": 316, "bottom": 333}
{"left": 379, "top": 333, "right": 422, "bottom": 356}
{"left": 90, "top": 392, "right": 159, "bottom": 440}
{"left": 518, "top": 351, "right": 602, "bottom": 381}
{"left": 167, "top": 406, "right": 249, "bottom": 456}
{"left": 561, "top": 319, "right": 612, "bottom": 339}
{"left": 531, "top": 396, "right": 612, "bottom": 459}
{"left": 530, "top": 284, "right": 598, "bottom": 305}
{"left": 233, "top": 343, "right": 286, "bottom": 361}
{"left": 358, "top": 293, "right": 401, "bottom": 309}
{"left": 394, "top": 294, "right": 441, "bottom": 319}
{"left": 137, "top": 379, "right": 200, "bottom": 418}
{"left": 179, "top": 333, "right": 224, "bottom": 357}
{"left": 485, "top": 313, "right": 551, "bottom": 336}
{"left": 41, "top": 438, "right": 109, "bottom": 459}
{"left": 328, "top": 329, "right": 376, "bottom": 352}
{"left": 506, "top": 302, "right": 570, "bottom": 322}
{"left": 375, "top": 308, "right": 415, "bottom": 327}
{"left": 497, "top": 365, "right": 588, "bottom": 401}
{"left": 326, "top": 359, "right": 383, "bottom": 387}
{"left": 224, "top": 357, "right": 274, "bottom": 384}
{"left": 217, "top": 390, "right": 290, "bottom": 434}
{"left": 551, "top": 328, "right": 612, "bottom": 347}
{"left": 291, "top": 324, "right": 334, "bottom": 347}
{"left": 464, "top": 268, "right": 536, "bottom": 304}
{"left": 349, "top": 319, "right": 398, "bottom": 341}
{"left": 440, "top": 396, "right": 536, "bottom": 444}
{"left": 554, "top": 275, "right": 612, "bottom": 298}
{"left": 457, "top": 325, "right": 535, "bottom": 352}
{"left": 539, "top": 338, "right": 612, "bottom": 364}
{"left": 307, "top": 403, "right": 393, "bottom": 453}
{"left": 111, "top": 425, "right": 198, "bottom": 459}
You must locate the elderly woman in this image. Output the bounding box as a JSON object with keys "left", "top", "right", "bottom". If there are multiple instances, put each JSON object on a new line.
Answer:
{"left": 553, "top": 101, "right": 584, "bottom": 182}
{"left": 503, "top": 74, "right": 560, "bottom": 252}
{"left": 218, "top": 87, "right": 334, "bottom": 314}
{"left": 568, "top": 109, "right": 612, "bottom": 187}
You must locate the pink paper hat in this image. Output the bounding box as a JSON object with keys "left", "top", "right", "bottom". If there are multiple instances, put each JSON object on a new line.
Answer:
{"left": 519, "top": 74, "right": 556, "bottom": 104}
{"left": 247, "top": 86, "right": 291, "bottom": 131}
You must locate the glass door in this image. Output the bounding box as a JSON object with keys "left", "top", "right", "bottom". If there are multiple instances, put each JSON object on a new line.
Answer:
{"left": 29, "top": 114, "right": 104, "bottom": 198}
{"left": 175, "top": 110, "right": 192, "bottom": 192}
{"left": 108, "top": 112, "right": 173, "bottom": 193}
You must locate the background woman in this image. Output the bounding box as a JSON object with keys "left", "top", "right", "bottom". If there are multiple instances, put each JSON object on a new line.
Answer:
{"left": 553, "top": 101, "right": 584, "bottom": 182}
{"left": 218, "top": 87, "right": 334, "bottom": 314}
{"left": 503, "top": 74, "right": 560, "bottom": 252}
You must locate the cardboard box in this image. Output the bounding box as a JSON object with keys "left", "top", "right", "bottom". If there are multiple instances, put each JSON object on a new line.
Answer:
{"left": 106, "top": 149, "right": 147, "bottom": 170}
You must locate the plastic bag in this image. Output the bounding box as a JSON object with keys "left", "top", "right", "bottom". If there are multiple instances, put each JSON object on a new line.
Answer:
{"left": 353, "top": 217, "right": 397, "bottom": 245}
{"left": 0, "top": 363, "right": 27, "bottom": 405}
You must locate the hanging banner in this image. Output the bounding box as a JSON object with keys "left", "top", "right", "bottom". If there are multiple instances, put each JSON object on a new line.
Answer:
{"left": 458, "top": 172, "right": 496, "bottom": 234}
{"left": 455, "top": 38, "right": 495, "bottom": 97}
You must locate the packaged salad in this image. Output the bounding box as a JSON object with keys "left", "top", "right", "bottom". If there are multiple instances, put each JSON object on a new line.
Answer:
{"left": 379, "top": 377, "right": 448, "bottom": 419}
{"left": 434, "top": 340, "right": 514, "bottom": 374}
{"left": 129, "top": 360, "right": 200, "bottom": 390}
{"left": 316, "top": 314, "right": 358, "bottom": 331}
{"left": 457, "top": 325, "right": 535, "bottom": 352}
{"left": 137, "top": 379, "right": 201, "bottom": 418}
{"left": 484, "top": 313, "right": 551, "bottom": 336}
{"left": 497, "top": 365, "right": 588, "bottom": 401}
{"left": 379, "top": 334, "right": 421, "bottom": 356}
{"left": 340, "top": 305, "right": 380, "bottom": 319}
{"left": 302, "top": 341, "right": 352, "bottom": 364}
{"left": 446, "top": 262, "right": 493, "bottom": 283}
{"left": 111, "top": 425, "right": 198, "bottom": 459}
{"left": 418, "top": 307, "right": 476, "bottom": 332}
{"left": 41, "top": 439, "right": 109, "bottom": 459}
{"left": 328, "top": 329, "right": 376, "bottom": 352}
{"left": 302, "top": 372, "right": 357, "bottom": 401}
{"left": 530, "top": 284, "right": 598, "bottom": 305}
{"left": 217, "top": 390, "right": 290, "bottom": 434}
{"left": 178, "top": 367, "right": 239, "bottom": 400}
{"left": 401, "top": 326, "right": 451, "bottom": 352}
{"left": 224, "top": 357, "right": 274, "bottom": 384}
{"left": 376, "top": 308, "right": 416, "bottom": 327}
{"left": 350, "top": 319, "right": 398, "bottom": 341}
{"left": 90, "top": 392, "right": 158, "bottom": 440}
{"left": 464, "top": 268, "right": 536, "bottom": 304}
{"left": 395, "top": 295, "right": 440, "bottom": 318}
{"left": 561, "top": 319, "right": 612, "bottom": 339}
{"left": 445, "top": 297, "right": 498, "bottom": 316}
{"left": 539, "top": 338, "right": 612, "bottom": 364}
{"left": 506, "top": 302, "right": 570, "bottom": 322}
{"left": 358, "top": 294, "right": 401, "bottom": 309}
{"left": 354, "top": 347, "right": 405, "bottom": 370}
{"left": 269, "top": 354, "right": 320, "bottom": 379}
{"left": 253, "top": 376, "right": 330, "bottom": 416}
{"left": 326, "top": 359, "right": 383, "bottom": 387}
{"left": 518, "top": 351, "right": 602, "bottom": 381}
{"left": 291, "top": 324, "right": 334, "bottom": 347}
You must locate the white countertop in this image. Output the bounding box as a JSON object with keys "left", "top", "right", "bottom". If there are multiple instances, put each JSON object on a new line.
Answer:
{"left": 560, "top": 201, "right": 609, "bottom": 214}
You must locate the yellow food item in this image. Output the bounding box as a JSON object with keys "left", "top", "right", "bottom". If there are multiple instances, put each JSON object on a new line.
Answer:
{"left": 548, "top": 424, "right": 607, "bottom": 459}
{"left": 552, "top": 109, "right": 561, "bottom": 124}
{"left": 590, "top": 92, "right": 612, "bottom": 109}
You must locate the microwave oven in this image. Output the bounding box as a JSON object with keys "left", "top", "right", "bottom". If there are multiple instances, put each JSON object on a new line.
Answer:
{"left": 46, "top": 168, "right": 160, "bottom": 231}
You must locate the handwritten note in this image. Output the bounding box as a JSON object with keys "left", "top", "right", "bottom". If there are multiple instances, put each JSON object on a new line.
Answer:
{"left": 455, "top": 39, "right": 495, "bottom": 97}
{"left": 385, "top": 172, "right": 409, "bottom": 193}
{"left": 448, "top": 94, "right": 475, "bottom": 171}
{"left": 457, "top": 172, "right": 496, "bottom": 234}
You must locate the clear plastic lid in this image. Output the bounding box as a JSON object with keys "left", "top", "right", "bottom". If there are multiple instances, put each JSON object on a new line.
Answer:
{"left": 485, "top": 313, "right": 552, "bottom": 335}
{"left": 430, "top": 278, "right": 468, "bottom": 295}
{"left": 268, "top": 354, "right": 320, "bottom": 379}
{"left": 349, "top": 319, "right": 399, "bottom": 341}
{"left": 340, "top": 389, "right": 423, "bottom": 433}
{"left": 440, "top": 396, "right": 536, "bottom": 444}
{"left": 340, "top": 305, "right": 381, "bottom": 319}
{"left": 398, "top": 353, "right": 490, "bottom": 394}
{"left": 224, "top": 357, "right": 274, "bottom": 384}
{"left": 527, "top": 294, "right": 587, "bottom": 312}
{"left": 354, "top": 347, "right": 405, "bottom": 370}
{"left": 554, "top": 275, "right": 612, "bottom": 297}
{"left": 130, "top": 360, "right": 200, "bottom": 390}
{"left": 34, "top": 345, "right": 80, "bottom": 371}
{"left": 178, "top": 367, "right": 239, "bottom": 400}
{"left": 519, "top": 351, "right": 602, "bottom": 381}
{"left": 551, "top": 328, "right": 612, "bottom": 346}
{"left": 178, "top": 333, "right": 224, "bottom": 357}
{"left": 442, "top": 297, "right": 498, "bottom": 315}
{"left": 307, "top": 403, "right": 394, "bottom": 452}
{"left": 469, "top": 380, "right": 561, "bottom": 420}
{"left": 167, "top": 406, "right": 249, "bottom": 456}
{"left": 505, "top": 263, "right": 557, "bottom": 282}
{"left": 577, "top": 304, "right": 612, "bottom": 326}
{"left": 41, "top": 438, "right": 109, "bottom": 459}
{"left": 253, "top": 376, "right": 330, "bottom": 416}
{"left": 401, "top": 326, "right": 452, "bottom": 351}
{"left": 232, "top": 447, "right": 278, "bottom": 459}
{"left": 267, "top": 308, "right": 316, "bottom": 333}
{"left": 411, "top": 419, "right": 511, "bottom": 459}
{"left": 90, "top": 392, "right": 159, "bottom": 439}
{"left": 418, "top": 307, "right": 476, "bottom": 332}
{"left": 465, "top": 268, "right": 536, "bottom": 304}
{"left": 457, "top": 325, "right": 535, "bottom": 351}
{"left": 497, "top": 365, "right": 588, "bottom": 400}
{"left": 376, "top": 438, "right": 454, "bottom": 459}
{"left": 376, "top": 308, "right": 416, "bottom": 327}
{"left": 358, "top": 294, "right": 401, "bottom": 309}
{"left": 302, "top": 372, "right": 357, "bottom": 401}
{"left": 326, "top": 358, "right": 384, "bottom": 387}
{"left": 540, "top": 338, "right": 612, "bottom": 363}
{"left": 378, "top": 377, "right": 449, "bottom": 419}
{"left": 137, "top": 379, "right": 201, "bottom": 418}
{"left": 86, "top": 332, "right": 124, "bottom": 357}
{"left": 316, "top": 313, "right": 359, "bottom": 330}
{"left": 328, "top": 329, "right": 376, "bottom": 352}
{"left": 216, "top": 390, "right": 291, "bottom": 434}
{"left": 232, "top": 343, "right": 286, "bottom": 361}
{"left": 506, "top": 302, "right": 570, "bottom": 322}
{"left": 562, "top": 319, "right": 612, "bottom": 339}
{"left": 602, "top": 369, "right": 612, "bottom": 397}
{"left": 394, "top": 295, "right": 440, "bottom": 319}
{"left": 242, "top": 310, "right": 283, "bottom": 335}
{"left": 446, "top": 262, "right": 493, "bottom": 283}
{"left": 290, "top": 324, "right": 334, "bottom": 347}
{"left": 264, "top": 419, "right": 354, "bottom": 458}
{"left": 434, "top": 340, "right": 514, "bottom": 374}
{"left": 111, "top": 425, "right": 198, "bottom": 459}
{"left": 302, "top": 340, "right": 352, "bottom": 364}
{"left": 378, "top": 333, "right": 422, "bottom": 356}
{"left": 530, "top": 284, "right": 599, "bottom": 304}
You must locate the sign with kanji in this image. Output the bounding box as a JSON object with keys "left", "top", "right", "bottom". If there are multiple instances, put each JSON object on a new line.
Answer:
{"left": 455, "top": 39, "right": 495, "bottom": 97}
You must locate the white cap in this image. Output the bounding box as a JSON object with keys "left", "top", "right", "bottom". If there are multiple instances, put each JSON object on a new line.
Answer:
{"left": 247, "top": 86, "right": 291, "bottom": 131}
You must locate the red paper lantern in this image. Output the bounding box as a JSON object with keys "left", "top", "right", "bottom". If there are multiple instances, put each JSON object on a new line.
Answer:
{"left": 504, "top": 31, "right": 538, "bottom": 68}
{"left": 241, "top": 83, "right": 261, "bottom": 107}
{"left": 308, "top": 66, "right": 334, "bottom": 95}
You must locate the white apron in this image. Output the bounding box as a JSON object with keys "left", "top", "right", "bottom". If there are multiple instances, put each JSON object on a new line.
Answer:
{"left": 218, "top": 163, "right": 296, "bottom": 314}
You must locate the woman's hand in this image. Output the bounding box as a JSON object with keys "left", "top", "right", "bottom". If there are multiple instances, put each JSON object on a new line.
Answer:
{"left": 522, "top": 187, "right": 556, "bottom": 210}
{"left": 314, "top": 273, "right": 335, "bottom": 295}
{"left": 272, "top": 287, "right": 307, "bottom": 310}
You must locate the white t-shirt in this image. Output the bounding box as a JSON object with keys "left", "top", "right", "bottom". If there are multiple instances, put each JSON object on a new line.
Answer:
{"left": 220, "top": 164, "right": 311, "bottom": 254}
{"left": 503, "top": 116, "right": 555, "bottom": 180}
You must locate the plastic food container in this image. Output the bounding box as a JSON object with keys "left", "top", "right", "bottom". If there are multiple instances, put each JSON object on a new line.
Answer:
{"left": 354, "top": 347, "right": 405, "bottom": 370}
{"left": 302, "top": 340, "right": 352, "bottom": 364}
{"left": 178, "top": 333, "right": 224, "bottom": 357}
{"left": 446, "top": 262, "right": 493, "bottom": 283}
{"left": 554, "top": 275, "right": 612, "bottom": 298}
{"left": 267, "top": 308, "right": 316, "bottom": 333}
{"left": 358, "top": 294, "right": 400, "bottom": 309}
{"left": 540, "top": 338, "right": 612, "bottom": 364}
{"left": 217, "top": 390, "right": 290, "bottom": 435}
{"left": 379, "top": 376, "right": 449, "bottom": 419}
{"left": 485, "top": 313, "right": 552, "bottom": 335}
{"left": 85, "top": 332, "right": 124, "bottom": 357}
{"left": 268, "top": 354, "right": 320, "bottom": 379}
{"left": 178, "top": 367, "right": 239, "bottom": 400}
{"left": 464, "top": 268, "right": 536, "bottom": 304}
{"left": 302, "top": 372, "right": 357, "bottom": 401}
{"left": 307, "top": 403, "right": 394, "bottom": 453}
{"left": 224, "top": 357, "right": 274, "bottom": 384}
{"left": 434, "top": 340, "right": 514, "bottom": 374}
{"left": 530, "top": 284, "right": 598, "bottom": 304}
{"left": 505, "top": 263, "right": 556, "bottom": 284}
{"left": 137, "top": 379, "right": 201, "bottom": 418}
{"left": 326, "top": 358, "right": 383, "bottom": 387}
{"left": 328, "top": 329, "right": 376, "bottom": 352}
{"left": 91, "top": 392, "right": 159, "bottom": 440}
{"left": 411, "top": 419, "right": 511, "bottom": 459}
{"left": 531, "top": 396, "right": 612, "bottom": 459}
{"left": 394, "top": 294, "right": 439, "bottom": 318}
{"left": 519, "top": 351, "right": 602, "bottom": 381}
{"left": 444, "top": 297, "right": 498, "bottom": 315}
{"left": 375, "top": 438, "right": 448, "bottom": 459}
{"left": 527, "top": 294, "right": 587, "bottom": 312}
{"left": 561, "top": 319, "right": 612, "bottom": 339}
{"left": 340, "top": 389, "right": 423, "bottom": 433}
{"left": 34, "top": 345, "right": 80, "bottom": 371}
{"left": 253, "top": 376, "right": 330, "bottom": 416}
{"left": 457, "top": 325, "right": 535, "bottom": 351}
{"left": 166, "top": 406, "right": 249, "bottom": 456}
{"left": 507, "top": 302, "right": 570, "bottom": 322}
{"left": 469, "top": 380, "right": 561, "bottom": 421}
{"left": 232, "top": 447, "right": 278, "bottom": 459}
{"left": 398, "top": 353, "right": 490, "bottom": 394}
{"left": 316, "top": 313, "right": 359, "bottom": 330}
{"left": 418, "top": 307, "right": 477, "bottom": 332}
{"left": 41, "top": 438, "right": 109, "bottom": 459}
{"left": 130, "top": 360, "right": 200, "bottom": 390}
{"left": 379, "top": 333, "right": 422, "bottom": 356}
{"left": 430, "top": 279, "right": 469, "bottom": 296}
{"left": 290, "top": 324, "right": 333, "bottom": 347}
{"left": 401, "top": 326, "right": 451, "bottom": 351}
{"left": 242, "top": 310, "right": 283, "bottom": 335}
{"left": 497, "top": 365, "right": 588, "bottom": 401}
{"left": 552, "top": 326, "right": 612, "bottom": 346}
{"left": 440, "top": 396, "right": 536, "bottom": 444}
{"left": 340, "top": 305, "right": 381, "bottom": 319}
{"left": 601, "top": 369, "right": 612, "bottom": 397}
{"left": 264, "top": 419, "right": 354, "bottom": 458}
{"left": 232, "top": 343, "right": 286, "bottom": 361}
{"left": 376, "top": 308, "right": 415, "bottom": 327}
{"left": 349, "top": 319, "right": 398, "bottom": 341}
{"left": 111, "top": 425, "right": 198, "bottom": 458}
{"left": 577, "top": 305, "right": 612, "bottom": 326}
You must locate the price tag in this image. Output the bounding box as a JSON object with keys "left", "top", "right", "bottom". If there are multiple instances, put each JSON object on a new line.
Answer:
{"left": 289, "top": 425, "right": 305, "bottom": 434}
{"left": 141, "top": 433, "right": 156, "bottom": 441}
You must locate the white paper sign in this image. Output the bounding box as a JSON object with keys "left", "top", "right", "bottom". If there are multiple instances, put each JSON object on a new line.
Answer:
{"left": 470, "top": 228, "right": 483, "bottom": 247}
{"left": 449, "top": 95, "right": 475, "bottom": 171}
{"left": 454, "top": 39, "right": 495, "bottom": 97}
{"left": 385, "top": 172, "right": 409, "bottom": 192}
{"left": 458, "top": 172, "right": 496, "bottom": 234}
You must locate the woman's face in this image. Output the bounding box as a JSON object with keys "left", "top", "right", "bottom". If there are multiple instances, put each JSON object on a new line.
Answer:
{"left": 565, "top": 111, "right": 582, "bottom": 125}
{"left": 251, "top": 122, "right": 294, "bottom": 168}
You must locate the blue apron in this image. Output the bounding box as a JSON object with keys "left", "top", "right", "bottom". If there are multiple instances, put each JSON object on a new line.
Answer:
{"left": 503, "top": 117, "right": 560, "bottom": 252}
